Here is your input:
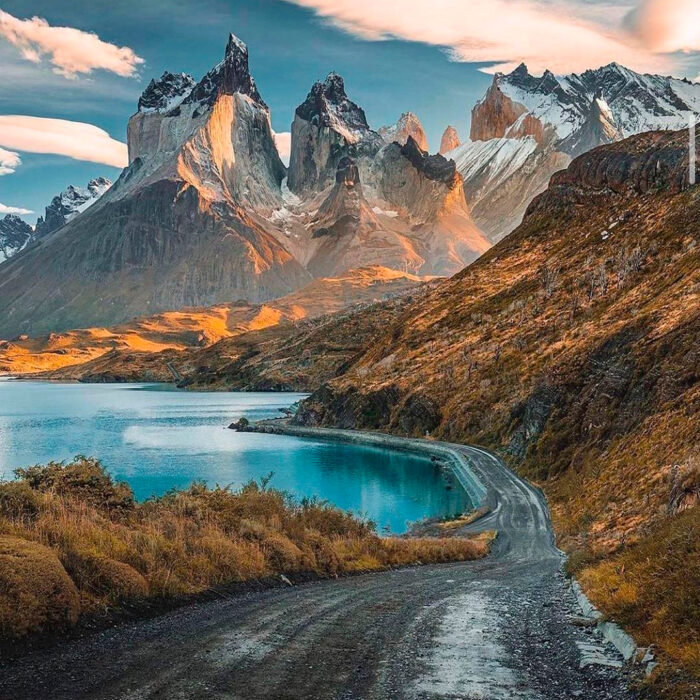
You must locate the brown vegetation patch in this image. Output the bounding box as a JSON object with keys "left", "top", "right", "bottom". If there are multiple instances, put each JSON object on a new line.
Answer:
{"left": 0, "top": 536, "right": 80, "bottom": 637}
{"left": 0, "top": 458, "right": 489, "bottom": 638}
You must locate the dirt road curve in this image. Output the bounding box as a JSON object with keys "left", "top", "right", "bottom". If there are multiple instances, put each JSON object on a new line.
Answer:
{"left": 0, "top": 432, "right": 637, "bottom": 700}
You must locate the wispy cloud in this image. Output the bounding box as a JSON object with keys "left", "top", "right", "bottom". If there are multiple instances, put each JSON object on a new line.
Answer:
{"left": 285, "top": 0, "right": 692, "bottom": 75}
{"left": 273, "top": 131, "right": 291, "bottom": 166}
{"left": 0, "top": 10, "right": 144, "bottom": 79}
{"left": 628, "top": 0, "right": 700, "bottom": 53}
{"left": 0, "top": 147, "right": 21, "bottom": 176}
{"left": 0, "top": 116, "right": 127, "bottom": 168}
{"left": 0, "top": 203, "right": 33, "bottom": 216}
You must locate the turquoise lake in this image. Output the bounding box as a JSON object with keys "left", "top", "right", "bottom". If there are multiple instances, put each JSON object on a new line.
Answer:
{"left": 0, "top": 381, "right": 469, "bottom": 533}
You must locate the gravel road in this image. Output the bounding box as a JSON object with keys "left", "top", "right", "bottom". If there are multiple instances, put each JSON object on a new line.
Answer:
{"left": 0, "top": 430, "right": 638, "bottom": 700}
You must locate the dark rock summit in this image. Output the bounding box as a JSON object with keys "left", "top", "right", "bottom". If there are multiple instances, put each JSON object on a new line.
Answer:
{"left": 295, "top": 73, "right": 369, "bottom": 132}
{"left": 288, "top": 73, "right": 383, "bottom": 194}
{"left": 184, "top": 33, "right": 267, "bottom": 112}
{"left": 0, "top": 215, "right": 33, "bottom": 261}
{"left": 137, "top": 72, "right": 196, "bottom": 113}
{"left": 399, "top": 137, "right": 457, "bottom": 184}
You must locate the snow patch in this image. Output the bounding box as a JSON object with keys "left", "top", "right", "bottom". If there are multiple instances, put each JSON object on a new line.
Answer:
{"left": 371, "top": 206, "right": 399, "bottom": 218}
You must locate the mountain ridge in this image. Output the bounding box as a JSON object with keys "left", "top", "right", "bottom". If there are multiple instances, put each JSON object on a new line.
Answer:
{"left": 0, "top": 35, "right": 490, "bottom": 338}
{"left": 456, "top": 61, "right": 700, "bottom": 243}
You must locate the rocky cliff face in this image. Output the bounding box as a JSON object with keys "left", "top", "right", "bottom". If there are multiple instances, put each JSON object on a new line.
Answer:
{"left": 0, "top": 35, "right": 492, "bottom": 337}
{"left": 287, "top": 73, "right": 383, "bottom": 195}
{"left": 0, "top": 215, "right": 33, "bottom": 262}
{"left": 460, "top": 62, "right": 700, "bottom": 243}
{"left": 379, "top": 113, "right": 428, "bottom": 152}
{"left": 0, "top": 34, "right": 308, "bottom": 337}
{"left": 34, "top": 178, "right": 112, "bottom": 238}
{"left": 439, "top": 126, "right": 460, "bottom": 155}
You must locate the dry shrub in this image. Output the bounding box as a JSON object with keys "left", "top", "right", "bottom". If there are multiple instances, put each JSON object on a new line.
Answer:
{"left": 0, "top": 535, "right": 80, "bottom": 636}
{"left": 62, "top": 551, "right": 149, "bottom": 603}
{"left": 0, "top": 458, "right": 490, "bottom": 637}
{"left": 14, "top": 457, "right": 134, "bottom": 512}
{"left": 0, "top": 482, "right": 40, "bottom": 520}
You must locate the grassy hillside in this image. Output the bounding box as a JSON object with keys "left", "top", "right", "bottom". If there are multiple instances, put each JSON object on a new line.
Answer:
{"left": 0, "top": 458, "right": 490, "bottom": 639}
{"left": 0, "top": 266, "right": 425, "bottom": 376}
{"left": 293, "top": 129, "right": 700, "bottom": 697}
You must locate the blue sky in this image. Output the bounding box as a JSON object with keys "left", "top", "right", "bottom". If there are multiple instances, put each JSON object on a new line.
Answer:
{"left": 1, "top": 0, "right": 698, "bottom": 222}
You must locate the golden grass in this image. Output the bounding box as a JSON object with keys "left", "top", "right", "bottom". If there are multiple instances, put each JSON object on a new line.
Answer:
{"left": 0, "top": 457, "right": 490, "bottom": 638}
{"left": 572, "top": 506, "right": 699, "bottom": 696}
{"left": 0, "top": 266, "right": 425, "bottom": 377}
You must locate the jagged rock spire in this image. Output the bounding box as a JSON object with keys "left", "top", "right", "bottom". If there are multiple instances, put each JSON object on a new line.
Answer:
{"left": 439, "top": 125, "right": 460, "bottom": 154}
{"left": 295, "top": 72, "right": 370, "bottom": 132}
{"left": 184, "top": 32, "right": 266, "bottom": 111}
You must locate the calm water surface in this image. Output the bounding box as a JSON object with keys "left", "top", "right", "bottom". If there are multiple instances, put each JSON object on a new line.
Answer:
{"left": 0, "top": 381, "right": 469, "bottom": 533}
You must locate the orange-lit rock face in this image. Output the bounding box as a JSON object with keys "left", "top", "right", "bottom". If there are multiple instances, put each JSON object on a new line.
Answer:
{"left": 379, "top": 113, "right": 429, "bottom": 152}
{"left": 439, "top": 126, "right": 460, "bottom": 155}
{"left": 470, "top": 83, "right": 529, "bottom": 142}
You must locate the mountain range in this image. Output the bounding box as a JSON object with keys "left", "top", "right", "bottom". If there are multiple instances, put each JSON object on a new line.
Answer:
{"left": 0, "top": 36, "right": 698, "bottom": 341}
{"left": 58, "top": 125, "right": 696, "bottom": 692}
{"left": 451, "top": 62, "right": 700, "bottom": 241}
{"left": 0, "top": 36, "right": 488, "bottom": 338}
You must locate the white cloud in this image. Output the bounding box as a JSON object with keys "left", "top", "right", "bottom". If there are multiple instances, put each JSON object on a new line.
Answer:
{"left": 0, "top": 203, "right": 33, "bottom": 215}
{"left": 0, "top": 10, "right": 144, "bottom": 79}
{"left": 0, "top": 116, "right": 127, "bottom": 168}
{"left": 273, "top": 131, "right": 291, "bottom": 166}
{"left": 285, "top": 0, "right": 686, "bottom": 75}
{"left": 628, "top": 0, "right": 700, "bottom": 53}
{"left": 0, "top": 147, "right": 21, "bottom": 176}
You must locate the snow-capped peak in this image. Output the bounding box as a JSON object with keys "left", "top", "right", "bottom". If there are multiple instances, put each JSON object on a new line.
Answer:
{"left": 227, "top": 32, "right": 247, "bottom": 55}
{"left": 488, "top": 62, "right": 700, "bottom": 153}
{"left": 35, "top": 177, "right": 113, "bottom": 238}
{"left": 378, "top": 112, "right": 428, "bottom": 152}
{"left": 138, "top": 72, "right": 196, "bottom": 114}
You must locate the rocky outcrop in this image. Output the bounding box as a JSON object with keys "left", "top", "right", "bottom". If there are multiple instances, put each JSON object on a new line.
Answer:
{"left": 439, "top": 126, "right": 460, "bottom": 155}
{"left": 34, "top": 178, "right": 111, "bottom": 238}
{"left": 0, "top": 215, "right": 33, "bottom": 262}
{"left": 137, "top": 72, "right": 195, "bottom": 113}
{"left": 533, "top": 125, "right": 698, "bottom": 205}
{"left": 287, "top": 73, "right": 383, "bottom": 195}
{"left": 379, "top": 113, "right": 428, "bottom": 152}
